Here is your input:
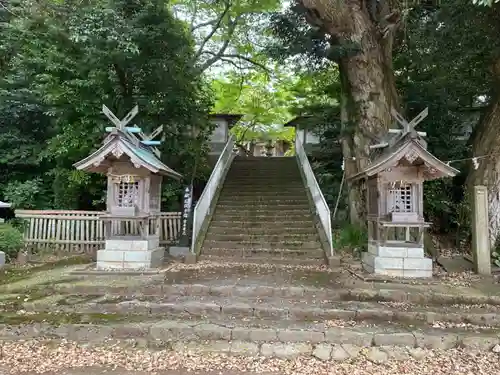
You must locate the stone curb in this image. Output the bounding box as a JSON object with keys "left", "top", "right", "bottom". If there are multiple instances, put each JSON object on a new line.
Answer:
{"left": 21, "top": 299, "right": 500, "bottom": 328}
{"left": 48, "top": 284, "right": 500, "bottom": 306}
{"left": 1, "top": 320, "right": 500, "bottom": 356}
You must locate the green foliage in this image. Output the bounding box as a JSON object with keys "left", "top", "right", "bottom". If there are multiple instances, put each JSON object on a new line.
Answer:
{"left": 267, "top": 2, "right": 330, "bottom": 69}
{"left": 492, "top": 251, "right": 500, "bottom": 267}
{"left": 212, "top": 69, "right": 298, "bottom": 146}
{"left": 332, "top": 223, "right": 368, "bottom": 257}
{"left": 0, "top": 223, "right": 24, "bottom": 262}
{"left": 3, "top": 178, "right": 50, "bottom": 209}
{"left": 0, "top": 0, "right": 213, "bottom": 210}
{"left": 473, "top": 0, "right": 499, "bottom": 6}
{"left": 391, "top": 1, "right": 497, "bottom": 236}
{"left": 171, "top": 0, "right": 281, "bottom": 73}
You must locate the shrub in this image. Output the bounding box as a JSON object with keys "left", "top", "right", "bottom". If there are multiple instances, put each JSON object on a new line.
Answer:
{"left": 332, "top": 223, "right": 367, "bottom": 258}
{"left": 0, "top": 223, "right": 24, "bottom": 262}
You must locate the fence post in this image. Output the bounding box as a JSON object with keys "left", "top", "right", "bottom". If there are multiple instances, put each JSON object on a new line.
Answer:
{"left": 471, "top": 185, "right": 491, "bottom": 275}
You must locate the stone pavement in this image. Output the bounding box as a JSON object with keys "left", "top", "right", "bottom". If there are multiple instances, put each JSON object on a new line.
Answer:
{"left": 2, "top": 259, "right": 500, "bottom": 363}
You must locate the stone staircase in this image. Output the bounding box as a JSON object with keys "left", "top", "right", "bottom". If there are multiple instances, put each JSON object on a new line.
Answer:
{"left": 5, "top": 264, "right": 500, "bottom": 364}
{"left": 200, "top": 157, "right": 326, "bottom": 265}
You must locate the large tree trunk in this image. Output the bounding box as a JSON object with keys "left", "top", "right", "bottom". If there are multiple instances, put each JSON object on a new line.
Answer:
{"left": 299, "top": 0, "right": 400, "bottom": 224}
{"left": 465, "top": 59, "right": 500, "bottom": 249}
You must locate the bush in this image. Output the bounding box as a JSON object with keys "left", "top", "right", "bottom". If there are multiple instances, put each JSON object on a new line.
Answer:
{"left": 332, "top": 223, "right": 367, "bottom": 258}
{"left": 0, "top": 223, "right": 24, "bottom": 262}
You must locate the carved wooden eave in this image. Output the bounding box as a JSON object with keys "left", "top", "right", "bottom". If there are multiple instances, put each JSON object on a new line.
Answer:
{"left": 73, "top": 132, "right": 182, "bottom": 180}
{"left": 349, "top": 138, "right": 459, "bottom": 182}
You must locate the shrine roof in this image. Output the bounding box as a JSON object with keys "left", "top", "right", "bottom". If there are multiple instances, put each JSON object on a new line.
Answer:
{"left": 73, "top": 130, "right": 182, "bottom": 180}
{"left": 209, "top": 113, "right": 243, "bottom": 127}
{"left": 350, "top": 132, "right": 459, "bottom": 181}
{"left": 283, "top": 115, "right": 314, "bottom": 127}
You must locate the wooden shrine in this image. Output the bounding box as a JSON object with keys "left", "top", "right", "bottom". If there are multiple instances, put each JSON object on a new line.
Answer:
{"left": 74, "top": 105, "right": 182, "bottom": 270}
{"left": 350, "top": 108, "right": 459, "bottom": 278}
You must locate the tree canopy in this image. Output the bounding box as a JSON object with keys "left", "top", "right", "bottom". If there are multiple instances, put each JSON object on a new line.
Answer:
{"left": 0, "top": 0, "right": 212, "bottom": 210}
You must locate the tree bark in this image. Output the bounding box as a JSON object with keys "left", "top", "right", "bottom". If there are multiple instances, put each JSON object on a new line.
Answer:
{"left": 299, "top": 0, "right": 400, "bottom": 225}
{"left": 465, "top": 58, "right": 500, "bottom": 249}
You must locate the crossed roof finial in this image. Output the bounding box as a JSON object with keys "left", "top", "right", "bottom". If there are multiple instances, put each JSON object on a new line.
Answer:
{"left": 102, "top": 104, "right": 139, "bottom": 131}
{"left": 102, "top": 104, "right": 164, "bottom": 158}
{"left": 390, "top": 107, "right": 428, "bottom": 136}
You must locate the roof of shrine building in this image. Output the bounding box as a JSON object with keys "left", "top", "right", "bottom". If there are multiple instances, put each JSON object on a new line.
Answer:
{"left": 209, "top": 113, "right": 243, "bottom": 127}
{"left": 73, "top": 128, "right": 182, "bottom": 180}
{"left": 349, "top": 118, "right": 459, "bottom": 182}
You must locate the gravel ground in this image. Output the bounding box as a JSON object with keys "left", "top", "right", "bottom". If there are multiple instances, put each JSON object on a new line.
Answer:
{"left": 0, "top": 368, "right": 267, "bottom": 375}
{"left": 1, "top": 341, "right": 500, "bottom": 375}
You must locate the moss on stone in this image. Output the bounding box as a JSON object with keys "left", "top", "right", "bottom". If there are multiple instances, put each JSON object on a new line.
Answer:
{"left": 0, "top": 255, "right": 91, "bottom": 286}
{"left": 0, "top": 311, "right": 150, "bottom": 325}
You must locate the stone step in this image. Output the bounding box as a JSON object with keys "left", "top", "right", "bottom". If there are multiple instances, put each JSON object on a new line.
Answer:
{"left": 230, "top": 166, "right": 297, "bottom": 170}
{"left": 198, "top": 254, "right": 325, "bottom": 266}
{"left": 221, "top": 188, "right": 307, "bottom": 194}
{"left": 225, "top": 176, "right": 301, "bottom": 181}
{"left": 206, "top": 226, "right": 317, "bottom": 235}
{"left": 214, "top": 203, "right": 311, "bottom": 210}
{"left": 221, "top": 186, "right": 300, "bottom": 192}
{"left": 202, "top": 247, "right": 324, "bottom": 258}
{"left": 217, "top": 197, "right": 309, "bottom": 204}
{"left": 219, "top": 190, "right": 307, "bottom": 196}
{"left": 226, "top": 173, "right": 302, "bottom": 178}
{"left": 7, "top": 314, "right": 500, "bottom": 359}
{"left": 19, "top": 295, "right": 500, "bottom": 330}
{"left": 203, "top": 240, "right": 322, "bottom": 250}
{"left": 232, "top": 157, "right": 297, "bottom": 162}
{"left": 203, "top": 233, "right": 320, "bottom": 242}
{"left": 213, "top": 208, "right": 311, "bottom": 215}
{"left": 223, "top": 179, "right": 299, "bottom": 183}
{"left": 226, "top": 168, "right": 301, "bottom": 174}
{"left": 208, "top": 220, "right": 317, "bottom": 229}
{"left": 223, "top": 180, "right": 301, "bottom": 185}
{"left": 227, "top": 175, "right": 298, "bottom": 178}
{"left": 227, "top": 171, "right": 299, "bottom": 176}
{"left": 232, "top": 158, "right": 296, "bottom": 164}
{"left": 48, "top": 281, "right": 500, "bottom": 307}
{"left": 212, "top": 213, "right": 314, "bottom": 222}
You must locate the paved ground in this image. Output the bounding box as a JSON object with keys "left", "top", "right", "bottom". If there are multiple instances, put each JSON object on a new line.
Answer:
{"left": 2, "top": 259, "right": 500, "bottom": 374}
{"left": 1, "top": 257, "right": 498, "bottom": 300}
{"left": 0, "top": 368, "right": 268, "bottom": 375}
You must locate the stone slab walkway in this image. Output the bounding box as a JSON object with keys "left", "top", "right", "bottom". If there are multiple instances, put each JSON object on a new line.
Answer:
{"left": 1, "top": 341, "right": 500, "bottom": 375}
{"left": 2, "top": 260, "right": 499, "bottom": 304}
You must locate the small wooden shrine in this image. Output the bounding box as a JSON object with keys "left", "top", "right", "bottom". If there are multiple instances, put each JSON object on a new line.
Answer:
{"left": 74, "top": 105, "right": 182, "bottom": 270}
{"left": 350, "top": 108, "right": 459, "bottom": 278}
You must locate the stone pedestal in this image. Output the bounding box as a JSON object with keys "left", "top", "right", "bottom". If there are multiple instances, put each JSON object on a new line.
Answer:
{"left": 184, "top": 252, "right": 197, "bottom": 264}
{"left": 96, "top": 237, "right": 164, "bottom": 270}
{"left": 362, "top": 244, "right": 432, "bottom": 278}
{"left": 169, "top": 246, "right": 190, "bottom": 258}
{"left": 327, "top": 256, "right": 341, "bottom": 268}
{"left": 0, "top": 251, "right": 5, "bottom": 268}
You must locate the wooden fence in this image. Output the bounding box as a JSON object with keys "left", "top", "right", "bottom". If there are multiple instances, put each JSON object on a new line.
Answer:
{"left": 14, "top": 210, "right": 183, "bottom": 253}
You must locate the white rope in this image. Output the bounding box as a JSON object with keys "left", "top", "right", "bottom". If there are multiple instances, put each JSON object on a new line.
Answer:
{"left": 332, "top": 170, "right": 345, "bottom": 220}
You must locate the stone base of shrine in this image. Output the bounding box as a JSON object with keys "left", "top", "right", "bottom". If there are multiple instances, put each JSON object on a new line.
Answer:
{"left": 105, "top": 237, "right": 159, "bottom": 251}
{"left": 362, "top": 244, "right": 433, "bottom": 278}
{"left": 96, "top": 246, "right": 164, "bottom": 270}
